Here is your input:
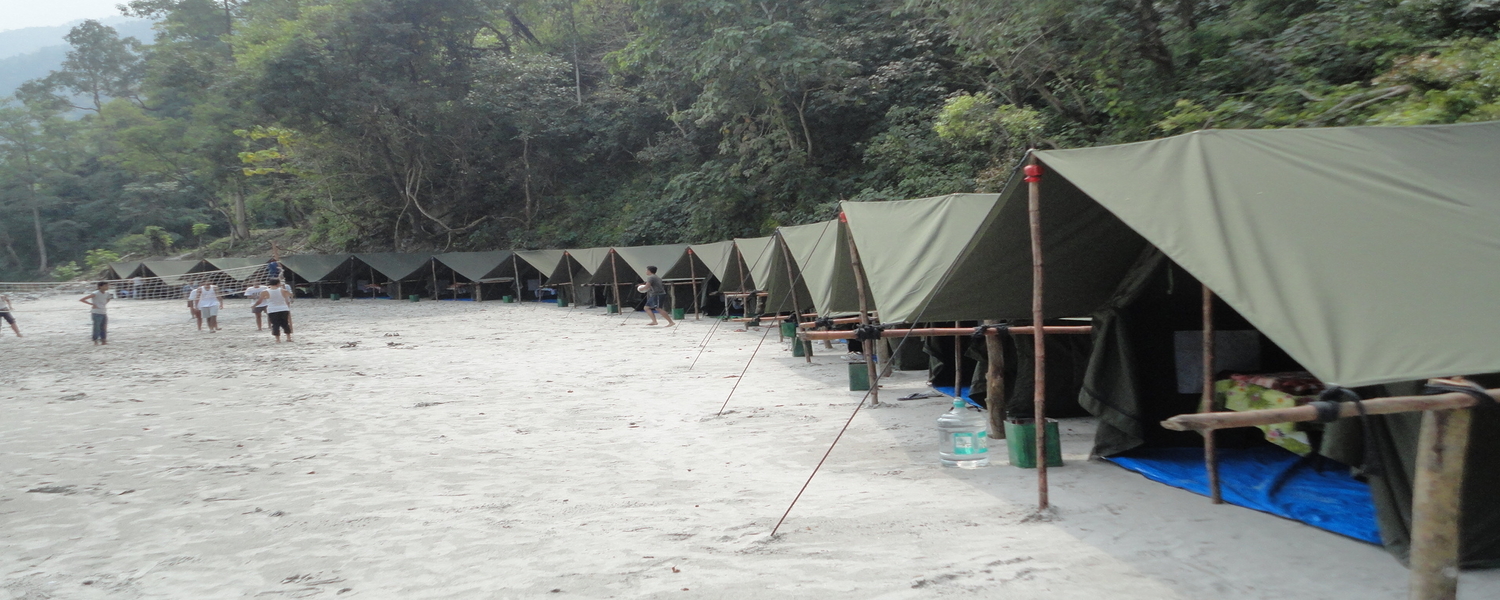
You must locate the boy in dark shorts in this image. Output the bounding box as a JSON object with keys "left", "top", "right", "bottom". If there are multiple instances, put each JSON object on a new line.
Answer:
{"left": 0, "top": 293, "right": 20, "bottom": 337}
{"left": 643, "top": 266, "right": 675, "bottom": 327}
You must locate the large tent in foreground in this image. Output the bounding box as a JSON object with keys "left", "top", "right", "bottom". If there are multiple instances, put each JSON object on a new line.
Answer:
{"left": 912, "top": 123, "right": 1500, "bottom": 570}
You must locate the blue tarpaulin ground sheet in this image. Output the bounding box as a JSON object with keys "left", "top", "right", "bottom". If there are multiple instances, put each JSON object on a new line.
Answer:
{"left": 932, "top": 386, "right": 983, "bottom": 409}
{"left": 1107, "top": 446, "right": 1381, "bottom": 544}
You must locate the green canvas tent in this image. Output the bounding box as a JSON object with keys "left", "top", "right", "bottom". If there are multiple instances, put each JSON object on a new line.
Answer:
{"left": 975, "top": 122, "right": 1500, "bottom": 568}
{"left": 515, "top": 250, "right": 566, "bottom": 279}
{"left": 106, "top": 261, "right": 144, "bottom": 280}
{"left": 354, "top": 253, "right": 433, "bottom": 283}
{"left": 689, "top": 240, "right": 751, "bottom": 292}
{"left": 841, "top": 194, "right": 1003, "bottom": 325}
{"left": 433, "top": 251, "right": 513, "bottom": 282}
{"left": 733, "top": 235, "right": 811, "bottom": 314}
{"left": 777, "top": 220, "right": 872, "bottom": 316}
{"left": 611, "top": 244, "right": 703, "bottom": 281}
{"left": 279, "top": 254, "right": 353, "bottom": 283}
{"left": 547, "top": 247, "right": 610, "bottom": 305}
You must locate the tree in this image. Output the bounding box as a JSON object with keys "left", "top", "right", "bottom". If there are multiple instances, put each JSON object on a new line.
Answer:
{"left": 19, "top": 20, "right": 146, "bottom": 113}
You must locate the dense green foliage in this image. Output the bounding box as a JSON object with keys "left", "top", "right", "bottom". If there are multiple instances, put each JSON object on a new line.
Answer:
{"left": 2, "top": 0, "right": 1498, "bottom": 279}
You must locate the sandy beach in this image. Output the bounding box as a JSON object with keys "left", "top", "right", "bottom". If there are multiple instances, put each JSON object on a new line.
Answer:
{"left": 2, "top": 297, "right": 1497, "bottom": 599}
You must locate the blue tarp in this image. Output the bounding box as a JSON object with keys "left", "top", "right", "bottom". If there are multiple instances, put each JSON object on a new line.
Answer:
{"left": 1107, "top": 446, "right": 1381, "bottom": 544}
{"left": 933, "top": 386, "right": 982, "bottom": 409}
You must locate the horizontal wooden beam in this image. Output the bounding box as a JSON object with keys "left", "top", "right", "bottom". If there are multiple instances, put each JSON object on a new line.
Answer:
{"left": 797, "top": 315, "right": 870, "bottom": 328}
{"left": 1160, "top": 386, "right": 1496, "bottom": 432}
{"left": 798, "top": 325, "right": 1092, "bottom": 340}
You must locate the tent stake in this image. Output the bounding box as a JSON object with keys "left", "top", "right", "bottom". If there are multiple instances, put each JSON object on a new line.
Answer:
{"left": 1025, "top": 156, "right": 1048, "bottom": 511}
{"left": 984, "top": 320, "right": 1007, "bottom": 440}
{"left": 841, "top": 213, "right": 879, "bottom": 406}
{"left": 1410, "top": 407, "right": 1472, "bottom": 600}
{"left": 1202, "top": 284, "right": 1222, "bottom": 503}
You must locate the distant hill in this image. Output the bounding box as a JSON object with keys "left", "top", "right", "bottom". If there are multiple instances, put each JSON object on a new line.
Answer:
{"left": 0, "top": 17, "right": 154, "bottom": 99}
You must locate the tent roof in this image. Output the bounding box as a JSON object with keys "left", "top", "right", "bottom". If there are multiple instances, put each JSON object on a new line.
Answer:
{"left": 434, "top": 251, "right": 514, "bottom": 281}
{"left": 777, "top": 220, "right": 867, "bottom": 315}
{"left": 107, "top": 261, "right": 143, "bottom": 279}
{"left": 1029, "top": 121, "right": 1500, "bottom": 387}
{"left": 515, "top": 250, "right": 565, "bottom": 277}
{"left": 205, "top": 257, "right": 269, "bottom": 280}
{"left": 732, "top": 236, "right": 777, "bottom": 290}
{"left": 549, "top": 247, "right": 610, "bottom": 285}
{"left": 612, "top": 244, "right": 694, "bottom": 281}
{"left": 842, "top": 194, "right": 1003, "bottom": 324}
{"left": 354, "top": 253, "right": 432, "bottom": 281}
{"left": 279, "top": 254, "right": 352, "bottom": 282}
{"left": 690, "top": 241, "right": 751, "bottom": 291}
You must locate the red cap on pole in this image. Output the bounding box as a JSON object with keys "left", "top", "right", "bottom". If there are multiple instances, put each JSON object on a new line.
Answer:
{"left": 1024, "top": 164, "right": 1043, "bottom": 183}
{"left": 838, "top": 212, "right": 848, "bottom": 223}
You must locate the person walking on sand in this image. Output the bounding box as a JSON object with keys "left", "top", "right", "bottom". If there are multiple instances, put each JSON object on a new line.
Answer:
{"left": 80, "top": 281, "right": 111, "bottom": 345}
{"left": 244, "top": 282, "right": 268, "bottom": 330}
{"left": 186, "top": 283, "right": 204, "bottom": 330}
{"left": 258, "top": 278, "right": 294, "bottom": 342}
{"left": 643, "top": 265, "right": 675, "bottom": 327}
{"left": 0, "top": 293, "right": 21, "bottom": 337}
{"left": 196, "top": 283, "right": 223, "bottom": 332}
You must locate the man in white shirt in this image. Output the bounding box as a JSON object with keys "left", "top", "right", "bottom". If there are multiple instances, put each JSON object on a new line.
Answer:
{"left": 79, "top": 282, "right": 111, "bottom": 345}
{"left": 243, "top": 283, "right": 268, "bottom": 330}
{"left": 187, "top": 284, "right": 204, "bottom": 330}
{"left": 196, "top": 283, "right": 222, "bottom": 332}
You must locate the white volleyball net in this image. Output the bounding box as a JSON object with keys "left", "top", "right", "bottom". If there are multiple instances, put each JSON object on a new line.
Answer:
{"left": 0, "top": 264, "right": 275, "bottom": 314}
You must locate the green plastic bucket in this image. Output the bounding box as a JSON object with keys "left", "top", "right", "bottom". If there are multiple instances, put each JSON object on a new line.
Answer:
{"left": 606, "top": 304, "right": 619, "bottom": 314}
{"left": 329, "top": 293, "right": 340, "bottom": 301}
{"left": 779, "top": 321, "right": 797, "bottom": 338}
{"left": 848, "top": 362, "right": 870, "bottom": 391}
{"left": 671, "top": 308, "right": 686, "bottom": 320}
{"left": 557, "top": 298, "right": 569, "bottom": 307}
{"left": 501, "top": 295, "right": 514, "bottom": 303}
{"left": 409, "top": 295, "right": 420, "bottom": 302}
{"left": 1004, "top": 419, "right": 1064, "bottom": 468}
{"left": 792, "top": 339, "right": 810, "bottom": 357}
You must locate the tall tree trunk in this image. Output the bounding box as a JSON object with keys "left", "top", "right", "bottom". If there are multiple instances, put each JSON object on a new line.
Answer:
{"left": 232, "top": 187, "right": 250, "bottom": 240}
{"left": 31, "top": 202, "right": 47, "bottom": 273}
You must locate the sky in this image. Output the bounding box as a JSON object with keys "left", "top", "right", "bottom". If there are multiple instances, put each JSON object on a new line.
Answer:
{"left": 1, "top": 0, "right": 128, "bottom": 32}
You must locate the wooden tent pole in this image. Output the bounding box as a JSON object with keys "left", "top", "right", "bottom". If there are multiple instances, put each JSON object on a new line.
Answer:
{"left": 608, "top": 250, "right": 623, "bottom": 313}
{"left": 1025, "top": 155, "right": 1049, "bottom": 511}
{"left": 954, "top": 321, "right": 964, "bottom": 398}
{"left": 564, "top": 252, "right": 576, "bottom": 309}
{"left": 689, "top": 248, "right": 701, "bottom": 320}
{"left": 841, "top": 214, "right": 879, "bottom": 406}
{"left": 984, "top": 320, "right": 1007, "bottom": 440}
{"left": 733, "top": 244, "right": 750, "bottom": 318}
{"left": 430, "top": 259, "right": 438, "bottom": 300}
{"left": 776, "top": 234, "right": 808, "bottom": 359}
{"left": 1202, "top": 284, "right": 1222, "bottom": 503}
{"left": 512, "top": 254, "right": 521, "bottom": 302}
{"left": 1410, "top": 407, "right": 1473, "bottom": 600}
{"left": 799, "top": 325, "right": 1091, "bottom": 340}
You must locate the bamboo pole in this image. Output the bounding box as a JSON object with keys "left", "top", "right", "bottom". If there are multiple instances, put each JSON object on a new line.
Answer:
{"left": 1161, "top": 387, "right": 1495, "bottom": 431}
{"left": 431, "top": 260, "right": 438, "bottom": 300}
{"left": 609, "top": 250, "right": 623, "bottom": 313}
{"left": 798, "top": 315, "right": 873, "bottom": 328}
{"left": 954, "top": 321, "right": 964, "bottom": 399}
{"left": 1026, "top": 155, "right": 1049, "bottom": 511}
{"left": 799, "top": 325, "right": 1092, "bottom": 340}
{"left": 1409, "top": 407, "right": 1473, "bottom": 600}
{"left": 983, "top": 321, "right": 1008, "bottom": 440}
{"left": 512, "top": 254, "right": 522, "bottom": 302}
{"left": 688, "top": 249, "right": 701, "bottom": 320}
{"left": 776, "top": 235, "right": 800, "bottom": 347}
{"left": 841, "top": 214, "right": 879, "bottom": 406}
{"left": 567, "top": 253, "right": 577, "bottom": 309}
{"left": 1202, "top": 284, "right": 1222, "bottom": 504}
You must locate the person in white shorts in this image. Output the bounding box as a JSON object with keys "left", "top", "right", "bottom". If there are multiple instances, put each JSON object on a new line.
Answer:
{"left": 196, "top": 283, "right": 222, "bottom": 332}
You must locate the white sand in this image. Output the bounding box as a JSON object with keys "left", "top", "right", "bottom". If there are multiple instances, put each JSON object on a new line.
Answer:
{"left": 2, "top": 297, "right": 1497, "bottom": 599}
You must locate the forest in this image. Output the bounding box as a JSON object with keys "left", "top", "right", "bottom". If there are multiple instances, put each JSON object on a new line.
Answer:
{"left": 1, "top": 0, "right": 1498, "bottom": 280}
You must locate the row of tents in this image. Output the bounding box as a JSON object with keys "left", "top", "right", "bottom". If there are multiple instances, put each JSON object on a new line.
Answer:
{"left": 102, "top": 122, "right": 1500, "bottom": 573}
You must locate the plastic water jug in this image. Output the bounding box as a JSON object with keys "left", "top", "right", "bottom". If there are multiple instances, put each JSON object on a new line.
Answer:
{"left": 937, "top": 399, "right": 990, "bottom": 468}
